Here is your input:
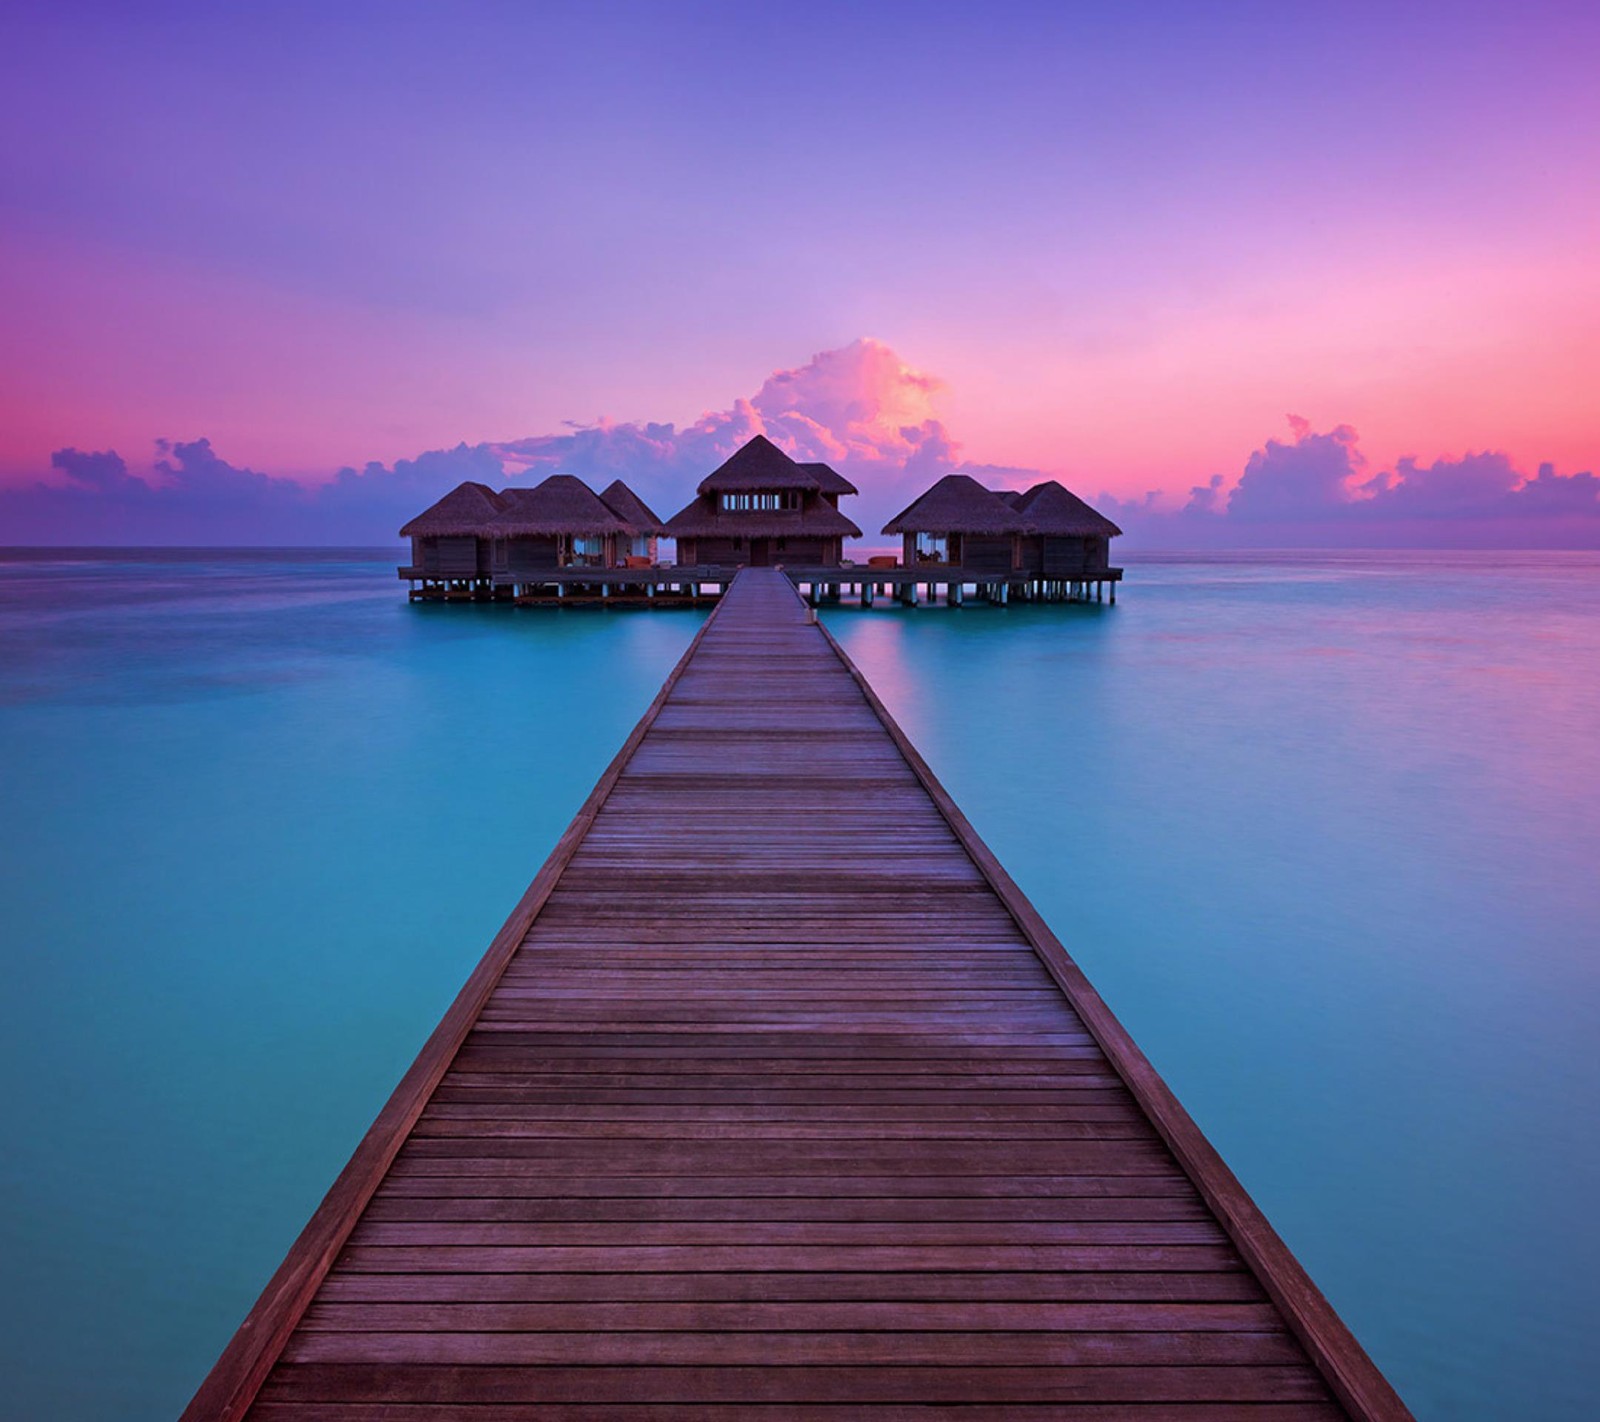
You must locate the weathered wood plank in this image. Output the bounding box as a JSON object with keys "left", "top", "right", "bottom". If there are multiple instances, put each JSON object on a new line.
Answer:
{"left": 313, "top": 1270, "right": 1273, "bottom": 1304}
{"left": 254, "top": 1363, "right": 1335, "bottom": 1405}
{"left": 297, "top": 1300, "right": 1283, "bottom": 1332}
{"left": 280, "top": 1330, "right": 1306, "bottom": 1366}
{"left": 251, "top": 1405, "right": 1344, "bottom": 1422}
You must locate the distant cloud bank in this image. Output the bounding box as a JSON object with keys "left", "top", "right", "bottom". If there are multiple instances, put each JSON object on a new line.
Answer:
{"left": 3, "top": 340, "right": 1596, "bottom": 547}
{"left": 1102, "top": 416, "right": 1600, "bottom": 548}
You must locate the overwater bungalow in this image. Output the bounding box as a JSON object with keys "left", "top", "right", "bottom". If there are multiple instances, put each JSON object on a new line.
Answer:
{"left": 399, "top": 480, "right": 507, "bottom": 591}
{"left": 868, "top": 471, "right": 1123, "bottom": 604}
{"left": 1009, "top": 479, "right": 1122, "bottom": 578}
{"left": 489, "top": 474, "right": 629, "bottom": 581}
{"left": 882, "top": 472, "right": 1028, "bottom": 575}
{"left": 400, "top": 474, "right": 686, "bottom": 602}
{"left": 398, "top": 458, "right": 1121, "bottom": 608}
{"left": 664, "top": 434, "right": 861, "bottom": 567}
{"left": 597, "top": 479, "right": 667, "bottom": 565}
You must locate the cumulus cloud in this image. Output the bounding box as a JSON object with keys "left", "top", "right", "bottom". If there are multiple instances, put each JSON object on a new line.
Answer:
{"left": 1106, "top": 418, "right": 1600, "bottom": 548}
{"left": 1, "top": 346, "right": 1596, "bottom": 547}
{"left": 1227, "top": 418, "right": 1366, "bottom": 520}
{"left": 490, "top": 338, "right": 963, "bottom": 532}
{"left": 0, "top": 338, "right": 970, "bottom": 543}
{"left": 52, "top": 447, "right": 140, "bottom": 492}
{"left": 1, "top": 437, "right": 513, "bottom": 544}
{"left": 1183, "top": 474, "right": 1226, "bottom": 515}
{"left": 0, "top": 440, "right": 316, "bottom": 544}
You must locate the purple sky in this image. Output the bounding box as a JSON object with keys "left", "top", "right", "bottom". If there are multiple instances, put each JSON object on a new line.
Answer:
{"left": 2, "top": 2, "right": 1597, "bottom": 545}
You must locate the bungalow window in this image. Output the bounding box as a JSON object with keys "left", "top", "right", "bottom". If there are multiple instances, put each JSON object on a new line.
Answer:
{"left": 719, "top": 491, "right": 800, "bottom": 511}
{"left": 560, "top": 535, "right": 606, "bottom": 567}
{"left": 915, "top": 532, "right": 951, "bottom": 563}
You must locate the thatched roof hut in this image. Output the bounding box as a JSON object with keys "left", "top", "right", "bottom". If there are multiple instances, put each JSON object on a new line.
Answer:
{"left": 697, "top": 435, "right": 822, "bottom": 493}
{"left": 667, "top": 435, "right": 863, "bottom": 536}
{"left": 399, "top": 481, "right": 507, "bottom": 538}
{"left": 665, "top": 434, "right": 861, "bottom": 566}
{"left": 881, "top": 474, "right": 1027, "bottom": 536}
{"left": 489, "top": 475, "right": 628, "bottom": 537}
{"left": 597, "top": 480, "right": 667, "bottom": 536}
{"left": 1012, "top": 480, "right": 1123, "bottom": 538}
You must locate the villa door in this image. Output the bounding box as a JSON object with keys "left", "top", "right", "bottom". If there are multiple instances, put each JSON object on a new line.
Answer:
{"left": 749, "top": 539, "right": 770, "bottom": 566}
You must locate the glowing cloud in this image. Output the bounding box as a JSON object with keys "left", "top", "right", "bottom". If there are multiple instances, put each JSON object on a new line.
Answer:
{"left": 2, "top": 349, "right": 1595, "bottom": 548}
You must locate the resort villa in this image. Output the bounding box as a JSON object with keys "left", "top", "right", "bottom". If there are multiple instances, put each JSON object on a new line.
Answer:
{"left": 662, "top": 434, "right": 861, "bottom": 568}
{"left": 397, "top": 480, "right": 507, "bottom": 582}
{"left": 400, "top": 474, "right": 665, "bottom": 599}
{"left": 883, "top": 472, "right": 1123, "bottom": 581}
{"left": 397, "top": 434, "right": 1121, "bottom": 604}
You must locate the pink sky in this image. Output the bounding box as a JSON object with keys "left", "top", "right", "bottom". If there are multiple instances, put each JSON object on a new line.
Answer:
{"left": 2, "top": 4, "right": 1597, "bottom": 542}
{"left": 4, "top": 222, "right": 1596, "bottom": 511}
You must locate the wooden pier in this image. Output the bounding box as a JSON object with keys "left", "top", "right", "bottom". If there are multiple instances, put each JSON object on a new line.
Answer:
{"left": 400, "top": 562, "right": 1123, "bottom": 607}
{"left": 187, "top": 567, "right": 1408, "bottom": 1420}
{"left": 793, "top": 564, "right": 1122, "bottom": 607}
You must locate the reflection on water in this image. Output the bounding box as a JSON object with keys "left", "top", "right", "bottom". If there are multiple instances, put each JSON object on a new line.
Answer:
{"left": 825, "top": 551, "right": 1600, "bottom": 1422}
{"left": 0, "top": 549, "right": 1597, "bottom": 1420}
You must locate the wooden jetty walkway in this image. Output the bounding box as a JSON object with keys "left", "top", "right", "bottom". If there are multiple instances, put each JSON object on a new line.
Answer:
{"left": 187, "top": 567, "right": 1409, "bottom": 1420}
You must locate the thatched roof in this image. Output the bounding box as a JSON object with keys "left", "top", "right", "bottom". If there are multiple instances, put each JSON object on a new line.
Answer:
{"left": 400, "top": 481, "right": 507, "bottom": 538}
{"left": 995, "top": 489, "right": 1023, "bottom": 507}
{"left": 598, "top": 479, "right": 666, "bottom": 536}
{"left": 800, "top": 461, "right": 858, "bottom": 496}
{"left": 881, "top": 474, "right": 1027, "bottom": 535}
{"left": 490, "top": 475, "right": 627, "bottom": 536}
{"left": 1013, "top": 480, "right": 1123, "bottom": 538}
{"left": 663, "top": 499, "right": 862, "bottom": 540}
{"left": 698, "top": 435, "right": 821, "bottom": 493}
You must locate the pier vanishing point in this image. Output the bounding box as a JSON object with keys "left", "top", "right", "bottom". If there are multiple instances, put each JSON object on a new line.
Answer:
{"left": 186, "top": 568, "right": 1410, "bottom": 1420}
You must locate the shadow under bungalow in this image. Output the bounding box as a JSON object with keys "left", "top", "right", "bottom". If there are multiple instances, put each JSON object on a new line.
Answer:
{"left": 398, "top": 433, "right": 1122, "bottom": 606}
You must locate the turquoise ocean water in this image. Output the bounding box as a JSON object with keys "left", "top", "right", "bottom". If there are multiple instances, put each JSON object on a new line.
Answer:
{"left": 0, "top": 548, "right": 1596, "bottom": 1420}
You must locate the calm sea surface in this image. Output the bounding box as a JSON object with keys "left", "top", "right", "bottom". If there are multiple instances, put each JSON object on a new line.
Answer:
{"left": 0, "top": 548, "right": 1596, "bottom": 1420}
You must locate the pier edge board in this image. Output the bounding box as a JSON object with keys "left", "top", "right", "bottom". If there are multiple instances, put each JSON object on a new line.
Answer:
{"left": 808, "top": 589, "right": 1412, "bottom": 1422}
{"left": 178, "top": 595, "right": 730, "bottom": 1422}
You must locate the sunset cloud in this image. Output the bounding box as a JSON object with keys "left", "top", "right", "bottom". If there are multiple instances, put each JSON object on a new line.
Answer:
{"left": 1101, "top": 419, "right": 1600, "bottom": 548}
{"left": 2, "top": 347, "right": 1596, "bottom": 548}
{"left": 489, "top": 339, "right": 962, "bottom": 529}
{"left": 1227, "top": 419, "right": 1366, "bottom": 521}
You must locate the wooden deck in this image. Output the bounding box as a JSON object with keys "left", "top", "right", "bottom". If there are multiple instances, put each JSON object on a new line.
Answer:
{"left": 186, "top": 567, "right": 1409, "bottom": 1421}
{"left": 399, "top": 561, "right": 1122, "bottom": 606}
